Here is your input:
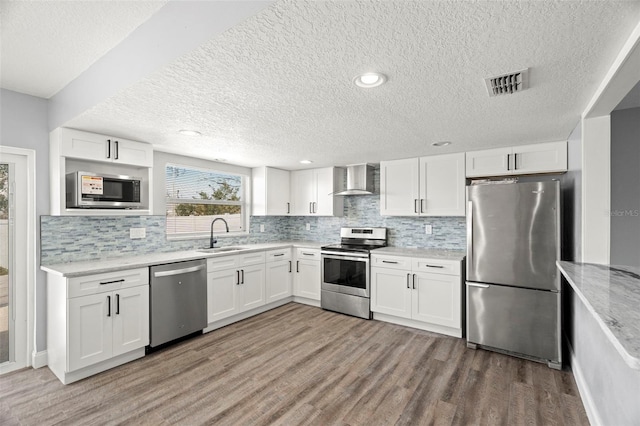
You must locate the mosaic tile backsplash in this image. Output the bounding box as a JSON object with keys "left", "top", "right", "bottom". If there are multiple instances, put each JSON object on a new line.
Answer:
{"left": 41, "top": 171, "right": 466, "bottom": 265}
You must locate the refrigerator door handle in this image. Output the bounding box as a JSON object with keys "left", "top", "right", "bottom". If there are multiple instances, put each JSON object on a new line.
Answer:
{"left": 467, "top": 283, "right": 490, "bottom": 288}
{"left": 467, "top": 200, "right": 473, "bottom": 277}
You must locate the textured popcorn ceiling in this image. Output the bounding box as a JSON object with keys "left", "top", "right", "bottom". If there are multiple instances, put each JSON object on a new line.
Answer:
{"left": 0, "top": 0, "right": 167, "bottom": 98}
{"left": 56, "top": 1, "right": 640, "bottom": 168}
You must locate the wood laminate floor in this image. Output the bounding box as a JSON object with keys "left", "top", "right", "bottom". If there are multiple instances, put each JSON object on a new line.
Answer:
{"left": 1, "top": 303, "right": 589, "bottom": 425}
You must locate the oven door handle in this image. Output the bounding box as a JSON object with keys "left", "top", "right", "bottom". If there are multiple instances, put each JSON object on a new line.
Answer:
{"left": 321, "top": 253, "right": 370, "bottom": 262}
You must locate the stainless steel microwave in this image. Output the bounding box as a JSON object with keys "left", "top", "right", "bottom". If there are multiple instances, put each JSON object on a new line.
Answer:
{"left": 66, "top": 171, "right": 142, "bottom": 209}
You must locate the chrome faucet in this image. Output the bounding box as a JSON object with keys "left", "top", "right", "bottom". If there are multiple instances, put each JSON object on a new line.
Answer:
{"left": 210, "top": 218, "right": 230, "bottom": 248}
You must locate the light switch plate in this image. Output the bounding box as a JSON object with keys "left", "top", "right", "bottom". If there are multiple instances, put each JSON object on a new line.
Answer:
{"left": 425, "top": 224, "right": 433, "bottom": 235}
{"left": 306, "top": 223, "right": 311, "bottom": 231}
{"left": 130, "top": 227, "right": 146, "bottom": 239}
{"left": 260, "top": 224, "right": 265, "bottom": 232}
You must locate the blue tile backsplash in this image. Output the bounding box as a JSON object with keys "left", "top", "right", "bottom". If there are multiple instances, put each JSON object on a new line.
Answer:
{"left": 40, "top": 169, "right": 466, "bottom": 265}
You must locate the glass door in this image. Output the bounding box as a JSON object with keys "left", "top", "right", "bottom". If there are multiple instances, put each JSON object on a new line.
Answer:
{"left": 0, "top": 163, "right": 9, "bottom": 364}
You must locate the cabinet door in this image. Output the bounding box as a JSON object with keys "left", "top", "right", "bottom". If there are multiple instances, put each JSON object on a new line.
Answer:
{"left": 68, "top": 293, "right": 112, "bottom": 371}
{"left": 266, "top": 259, "right": 292, "bottom": 302}
{"left": 61, "top": 129, "right": 111, "bottom": 163}
{"left": 294, "top": 259, "right": 320, "bottom": 300}
{"left": 113, "top": 138, "right": 153, "bottom": 167}
{"left": 207, "top": 268, "right": 240, "bottom": 323}
{"left": 370, "top": 267, "right": 412, "bottom": 319}
{"left": 420, "top": 153, "right": 466, "bottom": 216}
{"left": 412, "top": 272, "right": 461, "bottom": 328}
{"left": 112, "top": 286, "right": 149, "bottom": 356}
{"left": 239, "top": 264, "right": 266, "bottom": 311}
{"left": 512, "top": 141, "right": 567, "bottom": 174}
{"left": 380, "top": 158, "right": 420, "bottom": 216}
{"left": 266, "top": 167, "right": 291, "bottom": 215}
{"left": 465, "top": 147, "right": 512, "bottom": 177}
{"left": 314, "top": 167, "right": 336, "bottom": 216}
{"left": 290, "top": 169, "right": 314, "bottom": 215}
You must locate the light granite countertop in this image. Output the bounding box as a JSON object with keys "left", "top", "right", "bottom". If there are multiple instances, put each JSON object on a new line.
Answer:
{"left": 372, "top": 247, "right": 466, "bottom": 261}
{"left": 557, "top": 261, "right": 640, "bottom": 370}
{"left": 41, "top": 241, "right": 324, "bottom": 278}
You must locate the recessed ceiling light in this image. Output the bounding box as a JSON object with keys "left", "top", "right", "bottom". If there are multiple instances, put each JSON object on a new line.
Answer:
{"left": 432, "top": 141, "right": 452, "bottom": 147}
{"left": 300, "top": 160, "right": 313, "bottom": 164}
{"left": 178, "top": 129, "right": 201, "bottom": 136}
{"left": 353, "top": 72, "right": 387, "bottom": 88}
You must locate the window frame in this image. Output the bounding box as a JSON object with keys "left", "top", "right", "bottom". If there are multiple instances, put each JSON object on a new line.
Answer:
{"left": 164, "top": 163, "right": 249, "bottom": 240}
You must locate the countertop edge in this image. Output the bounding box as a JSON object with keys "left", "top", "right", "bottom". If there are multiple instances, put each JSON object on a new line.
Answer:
{"left": 41, "top": 242, "right": 323, "bottom": 278}
{"left": 372, "top": 247, "right": 466, "bottom": 261}
{"left": 557, "top": 261, "right": 640, "bottom": 370}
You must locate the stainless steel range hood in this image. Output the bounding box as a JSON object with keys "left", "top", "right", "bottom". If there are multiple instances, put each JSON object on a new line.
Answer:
{"left": 333, "top": 164, "right": 375, "bottom": 195}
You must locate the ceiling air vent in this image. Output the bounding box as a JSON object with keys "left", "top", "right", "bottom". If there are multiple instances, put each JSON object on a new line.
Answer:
{"left": 484, "top": 68, "right": 529, "bottom": 97}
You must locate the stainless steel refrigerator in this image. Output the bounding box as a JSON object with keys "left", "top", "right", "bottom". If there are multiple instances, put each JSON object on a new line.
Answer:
{"left": 466, "top": 180, "right": 561, "bottom": 369}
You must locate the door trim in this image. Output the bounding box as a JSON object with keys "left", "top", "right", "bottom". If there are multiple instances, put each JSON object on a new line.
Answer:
{"left": 0, "top": 146, "right": 36, "bottom": 374}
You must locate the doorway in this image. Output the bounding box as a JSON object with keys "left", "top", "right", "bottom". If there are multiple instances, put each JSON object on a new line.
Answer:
{"left": 0, "top": 148, "right": 33, "bottom": 374}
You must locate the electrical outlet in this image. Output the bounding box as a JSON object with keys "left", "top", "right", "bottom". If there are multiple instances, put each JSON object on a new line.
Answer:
{"left": 306, "top": 223, "right": 311, "bottom": 231}
{"left": 425, "top": 224, "right": 433, "bottom": 235}
{"left": 260, "top": 224, "right": 265, "bottom": 232}
{"left": 130, "top": 227, "right": 146, "bottom": 239}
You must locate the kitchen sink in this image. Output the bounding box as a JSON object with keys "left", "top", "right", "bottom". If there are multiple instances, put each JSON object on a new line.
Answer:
{"left": 196, "top": 246, "right": 245, "bottom": 254}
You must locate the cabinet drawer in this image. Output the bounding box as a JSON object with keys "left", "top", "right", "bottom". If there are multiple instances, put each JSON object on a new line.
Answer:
{"left": 266, "top": 248, "right": 292, "bottom": 262}
{"left": 239, "top": 251, "right": 266, "bottom": 266}
{"left": 371, "top": 255, "right": 412, "bottom": 270}
{"left": 412, "top": 258, "right": 460, "bottom": 276}
{"left": 296, "top": 248, "right": 320, "bottom": 260}
{"left": 67, "top": 268, "right": 149, "bottom": 299}
{"left": 207, "top": 255, "right": 240, "bottom": 272}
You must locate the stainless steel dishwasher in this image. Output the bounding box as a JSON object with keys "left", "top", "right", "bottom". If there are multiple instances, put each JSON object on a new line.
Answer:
{"left": 149, "top": 259, "right": 207, "bottom": 348}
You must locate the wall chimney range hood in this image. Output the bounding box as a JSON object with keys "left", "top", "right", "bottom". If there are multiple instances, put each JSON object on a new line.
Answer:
{"left": 333, "top": 164, "right": 375, "bottom": 195}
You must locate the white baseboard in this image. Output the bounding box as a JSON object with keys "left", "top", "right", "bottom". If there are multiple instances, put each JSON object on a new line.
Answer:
{"left": 31, "top": 350, "right": 48, "bottom": 369}
{"left": 566, "top": 338, "right": 602, "bottom": 426}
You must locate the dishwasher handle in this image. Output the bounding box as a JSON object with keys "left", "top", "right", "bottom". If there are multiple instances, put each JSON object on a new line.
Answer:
{"left": 153, "top": 264, "right": 205, "bottom": 278}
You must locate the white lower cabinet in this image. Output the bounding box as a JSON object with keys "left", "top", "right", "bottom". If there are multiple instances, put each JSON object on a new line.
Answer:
{"left": 293, "top": 248, "right": 321, "bottom": 303}
{"left": 371, "top": 254, "right": 463, "bottom": 337}
{"left": 265, "top": 248, "right": 293, "bottom": 303}
{"left": 207, "top": 252, "right": 266, "bottom": 323}
{"left": 46, "top": 267, "right": 149, "bottom": 384}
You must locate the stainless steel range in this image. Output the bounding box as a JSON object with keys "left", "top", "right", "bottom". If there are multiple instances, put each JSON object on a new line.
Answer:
{"left": 321, "top": 227, "right": 387, "bottom": 319}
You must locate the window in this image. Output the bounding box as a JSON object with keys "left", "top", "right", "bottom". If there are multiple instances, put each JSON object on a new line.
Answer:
{"left": 165, "top": 164, "right": 247, "bottom": 237}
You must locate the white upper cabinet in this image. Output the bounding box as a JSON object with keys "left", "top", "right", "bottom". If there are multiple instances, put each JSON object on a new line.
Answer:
{"left": 380, "top": 153, "right": 466, "bottom": 217}
{"left": 59, "top": 128, "right": 153, "bottom": 167}
{"left": 466, "top": 141, "right": 567, "bottom": 177}
{"left": 290, "top": 167, "right": 344, "bottom": 216}
{"left": 252, "top": 166, "right": 291, "bottom": 216}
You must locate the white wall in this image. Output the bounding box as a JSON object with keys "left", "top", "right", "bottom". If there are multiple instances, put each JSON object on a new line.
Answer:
{"left": 0, "top": 89, "right": 49, "bottom": 352}
{"left": 610, "top": 107, "right": 640, "bottom": 267}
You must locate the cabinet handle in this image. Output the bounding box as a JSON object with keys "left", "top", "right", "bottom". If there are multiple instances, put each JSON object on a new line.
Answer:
{"left": 414, "top": 199, "right": 419, "bottom": 213}
{"left": 274, "top": 253, "right": 285, "bottom": 257}
{"left": 289, "top": 261, "right": 292, "bottom": 273}
{"left": 309, "top": 202, "right": 313, "bottom": 214}
{"left": 296, "top": 261, "right": 300, "bottom": 273}
{"left": 507, "top": 154, "right": 511, "bottom": 171}
{"left": 313, "top": 202, "right": 317, "bottom": 213}
{"left": 241, "top": 269, "right": 245, "bottom": 284}
{"left": 116, "top": 294, "right": 120, "bottom": 315}
{"left": 236, "top": 270, "right": 240, "bottom": 285}
{"left": 107, "top": 295, "right": 111, "bottom": 317}
{"left": 106, "top": 139, "right": 111, "bottom": 159}
{"left": 114, "top": 140, "right": 119, "bottom": 160}
{"left": 514, "top": 153, "right": 518, "bottom": 170}
{"left": 425, "top": 265, "right": 444, "bottom": 269}
{"left": 420, "top": 199, "right": 425, "bottom": 213}
{"left": 287, "top": 202, "right": 290, "bottom": 214}
{"left": 412, "top": 274, "right": 416, "bottom": 289}
{"left": 302, "top": 252, "right": 314, "bottom": 256}
{"left": 100, "top": 279, "right": 125, "bottom": 285}
{"left": 406, "top": 273, "right": 410, "bottom": 289}
{"left": 382, "top": 260, "right": 398, "bottom": 264}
